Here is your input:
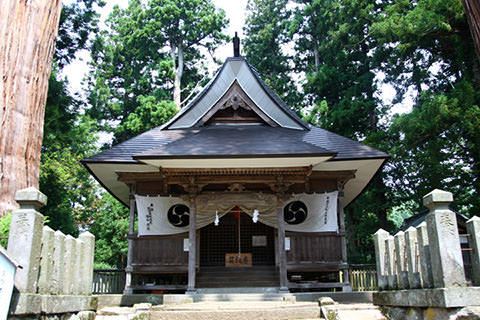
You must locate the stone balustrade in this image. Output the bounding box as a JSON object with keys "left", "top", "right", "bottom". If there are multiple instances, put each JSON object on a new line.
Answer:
{"left": 374, "top": 189, "right": 475, "bottom": 292}
{"left": 373, "top": 189, "right": 480, "bottom": 319}
{"left": 6, "top": 187, "right": 96, "bottom": 316}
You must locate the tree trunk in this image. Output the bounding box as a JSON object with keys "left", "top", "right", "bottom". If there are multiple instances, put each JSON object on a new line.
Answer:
{"left": 0, "top": 0, "right": 62, "bottom": 215}
{"left": 171, "top": 45, "right": 184, "bottom": 110}
{"left": 313, "top": 36, "right": 320, "bottom": 73}
{"left": 463, "top": 0, "right": 480, "bottom": 63}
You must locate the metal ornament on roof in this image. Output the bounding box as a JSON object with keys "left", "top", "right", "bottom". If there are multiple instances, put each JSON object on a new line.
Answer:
{"left": 167, "top": 204, "right": 190, "bottom": 227}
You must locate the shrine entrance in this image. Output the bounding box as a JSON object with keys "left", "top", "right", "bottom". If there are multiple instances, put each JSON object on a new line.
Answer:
{"left": 200, "top": 208, "right": 276, "bottom": 267}
{"left": 198, "top": 208, "right": 278, "bottom": 288}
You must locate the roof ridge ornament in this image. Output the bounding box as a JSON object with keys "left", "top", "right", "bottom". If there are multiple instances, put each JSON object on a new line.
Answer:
{"left": 233, "top": 32, "right": 240, "bottom": 57}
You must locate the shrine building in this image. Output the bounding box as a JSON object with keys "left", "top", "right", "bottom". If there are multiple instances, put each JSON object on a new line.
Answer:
{"left": 82, "top": 38, "right": 388, "bottom": 294}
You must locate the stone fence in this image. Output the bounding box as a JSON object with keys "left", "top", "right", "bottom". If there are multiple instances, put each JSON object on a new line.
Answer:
{"left": 373, "top": 189, "right": 480, "bottom": 319}
{"left": 7, "top": 187, "right": 97, "bottom": 317}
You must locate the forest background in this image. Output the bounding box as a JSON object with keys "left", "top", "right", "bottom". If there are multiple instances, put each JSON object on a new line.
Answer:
{"left": 1, "top": 0, "right": 478, "bottom": 268}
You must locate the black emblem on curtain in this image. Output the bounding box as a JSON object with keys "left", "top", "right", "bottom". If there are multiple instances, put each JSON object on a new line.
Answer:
{"left": 284, "top": 201, "right": 308, "bottom": 225}
{"left": 167, "top": 204, "right": 190, "bottom": 227}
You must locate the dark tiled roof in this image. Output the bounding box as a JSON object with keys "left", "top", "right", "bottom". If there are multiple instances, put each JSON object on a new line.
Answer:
{"left": 83, "top": 124, "right": 388, "bottom": 163}
{"left": 246, "top": 60, "right": 309, "bottom": 130}
{"left": 304, "top": 125, "right": 389, "bottom": 160}
{"left": 135, "top": 125, "right": 334, "bottom": 158}
{"left": 82, "top": 127, "right": 194, "bottom": 163}
{"left": 162, "top": 62, "right": 226, "bottom": 130}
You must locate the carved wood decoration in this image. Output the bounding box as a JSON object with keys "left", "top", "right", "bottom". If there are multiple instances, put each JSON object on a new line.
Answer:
{"left": 116, "top": 167, "right": 356, "bottom": 196}
{"left": 196, "top": 80, "right": 278, "bottom": 126}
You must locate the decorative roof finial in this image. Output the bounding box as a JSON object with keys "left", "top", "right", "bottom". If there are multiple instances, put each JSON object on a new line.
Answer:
{"left": 233, "top": 32, "right": 240, "bottom": 57}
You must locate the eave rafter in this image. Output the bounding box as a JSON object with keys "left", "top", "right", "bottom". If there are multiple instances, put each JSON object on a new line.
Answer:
{"left": 116, "top": 167, "right": 356, "bottom": 194}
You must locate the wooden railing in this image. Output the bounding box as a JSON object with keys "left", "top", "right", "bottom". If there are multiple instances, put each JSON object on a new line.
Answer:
{"left": 92, "top": 269, "right": 126, "bottom": 294}
{"left": 92, "top": 265, "right": 378, "bottom": 293}
{"left": 340, "top": 264, "right": 378, "bottom": 291}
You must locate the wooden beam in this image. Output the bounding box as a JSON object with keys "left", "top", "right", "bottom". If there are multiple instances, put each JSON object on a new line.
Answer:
{"left": 187, "top": 195, "right": 197, "bottom": 293}
{"left": 130, "top": 284, "right": 188, "bottom": 291}
{"left": 277, "top": 198, "right": 289, "bottom": 292}
{"left": 196, "top": 80, "right": 277, "bottom": 127}
{"left": 124, "top": 183, "right": 136, "bottom": 294}
{"left": 288, "top": 282, "right": 349, "bottom": 289}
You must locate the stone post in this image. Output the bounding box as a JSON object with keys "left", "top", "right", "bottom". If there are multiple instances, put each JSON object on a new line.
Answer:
{"left": 405, "top": 227, "right": 421, "bottom": 288}
{"left": 7, "top": 187, "right": 46, "bottom": 293}
{"left": 385, "top": 235, "right": 397, "bottom": 289}
{"left": 73, "top": 238, "right": 84, "bottom": 295}
{"left": 374, "top": 229, "right": 389, "bottom": 290}
{"left": 79, "top": 231, "right": 95, "bottom": 295}
{"left": 63, "top": 235, "right": 76, "bottom": 294}
{"left": 424, "top": 189, "right": 466, "bottom": 288}
{"left": 37, "top": 226, "right": 54, "bottom": 294}
{"left": 52, "top": 230, "right": 65, "bottom": 294}
{"left": 467, "top": 216, "right": 480, "bottom": 286}
{"left": 394, "top": 231, "right": 409, "bottom": 289}
{"left": 416, "top": 222, "right": 433, "bottom": 288}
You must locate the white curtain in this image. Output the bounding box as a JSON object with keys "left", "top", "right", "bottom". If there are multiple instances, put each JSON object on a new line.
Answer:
{"left": 136, "top": 195, "right": 227, "bottom": 236}
{"left": 136, "top": 191, "right": 338, "bottom": 236}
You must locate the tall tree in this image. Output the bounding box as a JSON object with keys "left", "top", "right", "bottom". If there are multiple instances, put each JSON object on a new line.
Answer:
{"left": 371, "top": 0, "right": 480, "bottom": 214}
{"left": 291, "top": 0, "right": 394, "bottom": 262}
{"left": 36, "top": 0, "right": 104, "bottom": 235}
{"left": 0, "top": 0, "right": 63, "bottom": 215}
{"left": 462, "top": 0, "right": 480, "bottom": 61}
{"left": 243, "top": 0, "right": 301, "bottom": 109}
{"left": 147, "top": 0, "right": 229, "bottom": 109}
{"left": 87, "top": 0, "right": 228, "bottom": 143}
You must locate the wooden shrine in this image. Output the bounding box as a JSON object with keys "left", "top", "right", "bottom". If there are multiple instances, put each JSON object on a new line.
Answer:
{"left": 82, "top": 37, "right": 388, "bottom": 293}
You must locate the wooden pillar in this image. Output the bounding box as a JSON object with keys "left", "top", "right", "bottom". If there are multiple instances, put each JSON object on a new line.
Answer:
{"left": 124, "top": 184, "right": 136, "bottom": 294}
{"left": 187, "top": 195, "right": 197, "bottom": 293}
{"left": 276, "top": 196, "right": 289, "bottom": 292}
{"left": 338, "top": 187, "right": 352, "bottom": 291}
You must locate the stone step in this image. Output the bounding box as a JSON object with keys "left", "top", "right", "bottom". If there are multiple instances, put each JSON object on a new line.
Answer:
{"left": 195, "top": 287, "right": 280, "bottom": 294}
{"left": 150, "top": 301, "right": 319, "bottom": 320}
{"left": 165, "top": 292, "right": 295, "bottom": 302}
{"left": 196, "top": 280, "right": 279, "bottom": 287}
{"left": 321, "top": 304, "right": 386, "bottom": 320}
{"left": 196, "top": 266, "right": 279, "bottom": 288}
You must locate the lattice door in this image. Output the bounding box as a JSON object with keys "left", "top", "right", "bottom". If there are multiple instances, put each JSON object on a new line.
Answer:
{"left": 200, "top": 211, "right": 275, "bottom": 266}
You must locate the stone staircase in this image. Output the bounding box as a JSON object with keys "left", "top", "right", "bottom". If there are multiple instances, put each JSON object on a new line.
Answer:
{"left": 151, "top": 301, "right": 319, "bottom": 320}
{"left": 96, "top": 301, "right": 386, "bottom": 320}
{"left": 196, "top": 266, "right": 279, "bottom": 288}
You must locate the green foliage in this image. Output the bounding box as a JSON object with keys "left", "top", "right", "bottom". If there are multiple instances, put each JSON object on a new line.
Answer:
{"left": 0, "top": 212, "right": 12, "bottom": 248}
{"left": 39, "top": 1, "right": 103, "bottom": 236}
{"left": 87, "top": 0, "right": 228, "bottom": 143}
{"left": 243, "top": 0, "right": 301, "bottom": 109}
{"left": 371, "top": 0, "right": 480, "bottom": 216}
{"left": 40, "top": 69, "right": 100, "bottom": 236}
{"left": 89, "top": 193, "right": 129, "bottom": 268}
{"left": 288, "top": 0, "right": 395, "bottom": 262}
{"left": 93, "top": 261, "right": 116, "bottom": 270}
{"left": 55, "top": 0, "right": 105, "bottom": 67}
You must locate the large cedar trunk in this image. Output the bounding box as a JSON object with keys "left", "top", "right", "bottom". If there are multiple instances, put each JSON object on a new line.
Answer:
{"left": 463, "top": 0, "right": 480, "bottom": 62}
{"left": 0, "top": 0, "right": 62, "bottom": 215}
